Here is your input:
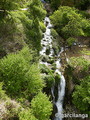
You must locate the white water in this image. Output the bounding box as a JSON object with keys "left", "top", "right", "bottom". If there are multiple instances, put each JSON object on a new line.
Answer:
{"left": 40, "top": 17, "right": 66, "bottom": 120}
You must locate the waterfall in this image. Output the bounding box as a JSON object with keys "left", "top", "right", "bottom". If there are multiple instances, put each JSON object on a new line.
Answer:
{"left": 40, "top": 17, "right": 66, "bottom": 120}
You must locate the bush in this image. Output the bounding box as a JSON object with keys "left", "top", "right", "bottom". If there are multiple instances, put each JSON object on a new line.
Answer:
{"left": 66, "top": 37, "right": 76, "bottom": 46}
{"left": 0, "top": 82, "right": 8, "bottom": 100}
{"left": 31, "top": 92, "right": 52, "bottom": 120}
{"left": 19, "top": 109, "right": 38, "bottom": 120}
{"left": 72, "top": 76, "right": 90, "bottom": 116}
{"left": 50, "top": 6, "right": 85, "bottom": 39}
{"left": 39, "top": 22, "right": 46, "bottom": 33}
{"left": 51, "top": 29, "right": 59, "bottom": 38}
{"left": 69, "top": 57, "right": 90, "bottom": 71}
{"left": 81, "top": 19, "right": 90, "bottom": 36}
{"left": 0, "top": 47, "right": 44, "bottom": 99}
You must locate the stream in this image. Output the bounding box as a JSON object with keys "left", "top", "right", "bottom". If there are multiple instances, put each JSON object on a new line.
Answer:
{"left": 40, "top": 17, "right": 66, "bottom": 120}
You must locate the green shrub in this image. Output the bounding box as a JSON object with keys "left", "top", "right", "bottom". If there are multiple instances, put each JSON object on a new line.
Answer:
{"left": 39, "top": 22, "right": 46, "bottom": 32}
{"left": 19, "top": 109, "right": 38, "bottom": 120}
{"left": 72, "top": 76, "right": 90, "bottom": 116}
{"left": 51, "top": 29, "right": 58, "bottom": 38}
{"left": 50, "top": 6, "right": 85, "bottom": 39}
{"left": 0, "top": 82, "right": 8, "bottom": 100}
{"left": 31, "top": 92, "right": 52, "bottom": 120}
{"left": 66, "top": 37, "right": 76, "bottom": 46}
{"left": 81, "top": 19, "right": 90, "bottom": 36}
{"left": 0, "top": 47, "right": 44, "bottom": 98}
{"left": 69, "top": 57, "right": 90, "bottom": 71}
{"left": 29, "top": 0, "right": 46, "bottom": 21}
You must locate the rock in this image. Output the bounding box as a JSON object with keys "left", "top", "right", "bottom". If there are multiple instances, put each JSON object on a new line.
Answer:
{"left": 46, "top": 46, "right": 50, "bottom": 55}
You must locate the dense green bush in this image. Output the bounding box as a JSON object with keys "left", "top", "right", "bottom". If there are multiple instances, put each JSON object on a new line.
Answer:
{"left": 28, "top": 0, "right": 46, "bottom": 52}
{"left": 50, "top": 6, "right": 84, "bottom": 40}
{"left": 0, "top": 82, "right": 8, "bottom": 100}
{"left": 66, "top": 37, "right": 76, "bottom": 47}
{"left": 19, "top": 109, "right": 38, "bottom": 120}
{"left": 51, "top": 29, "right": 59, "bottom": 39}
{"left": 81, "top": 19, "right": 90, "bottom": 36}
{"left": 39, "top": 21, "right": 46, "bottom": 33}
{"left": 0, "top": 47, "right": 44, "bottom": 98}
{"left": 31, "top": 92, "right": 52, "bottom": 120}
{"left": 29, "top": 0, "right": 46, "bottom": 21}
{"left": 72, "top": 76, "right": 90, "bottom": 116}
{"left": 74, "top": 0, "right": 90, "bottom": 10}
{"left": 69, "top": 57, "right": 90, "bottom": 71}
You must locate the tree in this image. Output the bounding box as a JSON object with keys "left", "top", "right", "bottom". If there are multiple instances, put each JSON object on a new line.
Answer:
{"left": 74, "top": 0, "right": 90, "bottom": 10}
{"left": 50, "top": 0, "right": 61, "bottom": 10}
{"left": 31, "top": 92, "right": 53, "bottom": 120}
{"left": 28, "top": 0, "right": 46, "bottom": 21}
{"left": 19, "top": 109, "right": 38, "bottom": 120}
{"left": 0, "top": 47, "right": 44, "bottom": 98}
{"left": 72, "top": 76, "right": 90, "bottom": 116}
{"left": 50, "top": 6, "right": 85, "bottom": 41}
{"left": 29, "top": 18, "right": 42, "bottom": 52}
{"left": 27, "top": 0, "right": 46, "bottom": 52}
{"left": 0, "top": 0, "right": 28, "bottom": 17}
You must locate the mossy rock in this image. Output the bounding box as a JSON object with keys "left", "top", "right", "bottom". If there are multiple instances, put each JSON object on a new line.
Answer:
{"left": 43, "top": 75, "right": 55, "bottom": 88}
{"left": 55, "top": 73, "right": 61, "bottom": 85}
{"left": 46, "top": 46, "right": 50, "bottom": 55}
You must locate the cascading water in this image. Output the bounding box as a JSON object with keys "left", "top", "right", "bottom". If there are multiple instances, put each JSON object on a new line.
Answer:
{"left": 40, "top": 17, "right": 66, "bottom": 120}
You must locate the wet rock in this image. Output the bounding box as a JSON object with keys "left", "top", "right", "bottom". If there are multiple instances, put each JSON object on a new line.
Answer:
{"left": 46, "top": 46, "right": 50, "bottom": 55}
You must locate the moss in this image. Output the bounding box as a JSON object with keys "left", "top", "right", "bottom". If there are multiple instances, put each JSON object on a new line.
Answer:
{"left": 55, "top": 73, "right": 61, "bottom": 85}
{"left": 43, "top": 75, "right": 55, "bottom": 88}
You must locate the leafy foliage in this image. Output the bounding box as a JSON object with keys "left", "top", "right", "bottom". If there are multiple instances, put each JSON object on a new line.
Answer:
{"left": 31, "top": 92, "right": 53, "bottom": 120}
{"left": 19, "top": 108, "right": 38, "bottom": 120}
{"left": 0, "top": 47, "right": 44, "bottom": 98}
{"left": 81, "top": 19, "right": 90, "bottom": 36}
{"left": 66, "top": 37, "right": 76, "bottom": 46}
{"left": 72, "top": 76, "right": 90, "bottom": 115}
{"left": 81, "top": 49, "right": 90, "bottom": 55}
{"left": 28, "top": 0, "right": 46, "bottom": 21}
{"left": 51, "top": 29, "right": 59, "bottom": 39}
{"left": 0, "top": 82, "right": 8, "bottom": 100}
{"left": 39, "top": 21, "right": 46, "bottom": 33}
{"left": 0, "top": 0, "right": 28, "bottom": 11}
{"left": 27, "top": 0, "right": 46, "bottom": 52}
{"left": 69, "top": 57, "right": 90, "bottom": 71}
{"left": 50, "top": 6, "right": 85, "bottom": 40}
{"left": 74, "top": 0, "right": 90, "bottom": 10}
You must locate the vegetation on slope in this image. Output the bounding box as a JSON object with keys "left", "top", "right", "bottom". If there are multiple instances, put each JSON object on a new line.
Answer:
{"left": 0, "top": 0, "right": 90, "bottom": 119}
